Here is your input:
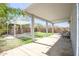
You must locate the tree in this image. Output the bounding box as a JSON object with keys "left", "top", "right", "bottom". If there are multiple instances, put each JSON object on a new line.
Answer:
{"left": 0, "top": 3, "right": 25, "bottom": 36}
{"left": 0, "top": 3, "right": 9, "bottom": 35}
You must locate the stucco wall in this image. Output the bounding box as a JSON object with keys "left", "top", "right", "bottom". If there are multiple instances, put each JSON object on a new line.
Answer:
{"left": 78, "top": 4, "right": 79, "bottom": 56}
{"left": 70, "top": 4, "right": 77, "bottom": 56}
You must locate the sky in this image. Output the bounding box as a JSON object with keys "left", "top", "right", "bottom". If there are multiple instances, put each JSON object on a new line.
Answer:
{"left": 8, "top": 3, "right": 69, "bottom": 28}
{"left": 54, "top": 22, "right": 69, "bottom": 27}
{"left": 8, "top": 3, "right": 32, "bottom": 10}
{"left": 35, "top": 18, "right": 69, "bottom": 27}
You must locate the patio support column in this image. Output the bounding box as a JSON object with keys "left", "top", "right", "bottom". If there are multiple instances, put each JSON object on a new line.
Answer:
{"left": 46, "top": 21, "right": 48, "bottom": 36}
{"left": 31, "top": 15, "right": 35, "bottom": 42}
{"left": 20, "top": 25, "right": 23, "bottom": 33}
{"left": 7, "top": 23, "right": 9, "bottom": 35}
{"left": 14, "top": 24, "right": 16, "bottom": 36}
{"left": 52, "top": 23, "right": 54, "bottom": 34}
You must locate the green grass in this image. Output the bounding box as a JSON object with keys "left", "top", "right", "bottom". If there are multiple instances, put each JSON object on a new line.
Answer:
{"left": 0, "top": 38, "right": 22, "bottom": 53}
{"left": 20, "top": 37, "right": 32, "bottom": 44}
{"left": 35, "top": 32, "right": 52, "bottom": 38}
{"left": 0, "top": 37, "right": 32, "bottom": 53}
{"left": 0, "top": 32, "right": 53, "bottom": 53}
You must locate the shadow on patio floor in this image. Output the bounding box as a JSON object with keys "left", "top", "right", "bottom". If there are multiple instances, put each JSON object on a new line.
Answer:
{"left": 45, "top": 37, "right": 74, "bottom": 56}
{"left": 34, "top": 36, "right": 74, "bottom": 56}
{"left": 0, "top": 34, "right": 74, "bottom": 56}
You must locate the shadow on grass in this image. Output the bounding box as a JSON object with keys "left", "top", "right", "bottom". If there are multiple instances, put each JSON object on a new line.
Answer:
{"left": 0, "top": 37, "right": 32, "bottom": 53}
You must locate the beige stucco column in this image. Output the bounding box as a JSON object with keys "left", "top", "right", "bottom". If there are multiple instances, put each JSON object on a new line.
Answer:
{"left": 52, "top": 23, "right": 54, "bottom": 34}
{"left": 14, "top": 24, "right": 16, "bottom": 36}
{"left": 31, "top": 15, "right": 35, "bottom": 42}
{"left": 20, "top": 25, "right": 23, "bottom": 33}
{"left": 46, "top": 21, "right": 48, "bottom": 36}
{"left": 7, "top": 23, "right": 9, "bottom": 35}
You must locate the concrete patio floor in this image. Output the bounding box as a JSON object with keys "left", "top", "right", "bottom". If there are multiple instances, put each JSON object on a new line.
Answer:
{"left": 0, "top": 33, "right": 73, "bottom": 56}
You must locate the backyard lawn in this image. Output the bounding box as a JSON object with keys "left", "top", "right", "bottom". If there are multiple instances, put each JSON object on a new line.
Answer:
{"left": 35, "top": 32, "right": 52, "bottom": 38}
{"left": 0, "top": 32, "right": 53, "bottom": 53}
{"left": 0, "top": 37, "right": 32, "bottom": 53}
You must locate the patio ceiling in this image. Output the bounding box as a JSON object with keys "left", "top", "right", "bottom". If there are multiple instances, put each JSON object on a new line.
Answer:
{"left": 24, "top": 3, "right": 75, "bottom": 23}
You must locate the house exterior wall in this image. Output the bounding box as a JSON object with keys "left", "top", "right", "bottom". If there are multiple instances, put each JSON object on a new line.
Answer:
{"left": 78, "top": 4, "right": 79, "bottom": 56}
{"left": 70, "top": 4, "right": 77, "bottom": 56}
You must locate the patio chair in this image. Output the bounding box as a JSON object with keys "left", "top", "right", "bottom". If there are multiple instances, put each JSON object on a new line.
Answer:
{"left": 62, "top": 31, "right": 70, "bottom": 39}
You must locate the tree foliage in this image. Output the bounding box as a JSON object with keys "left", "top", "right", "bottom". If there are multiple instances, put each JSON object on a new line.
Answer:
{"left": 0, "top": 3, "right": 25, "bottom": 35}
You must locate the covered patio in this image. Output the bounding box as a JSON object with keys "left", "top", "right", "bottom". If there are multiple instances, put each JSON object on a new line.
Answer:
{"left": 6, "top": 4, "right": 72, "bottom": 41}
{"left": 6, "top": 15, "right": 31, "bottom": 37}
{"left": 0, "top": 3, "right": 77, "bottom": 56}
{"left": 0, "top": 33, "right": 73, "bottom": 56}
{"left": 6, "top": 13, "right": 53, "bottom": 39}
